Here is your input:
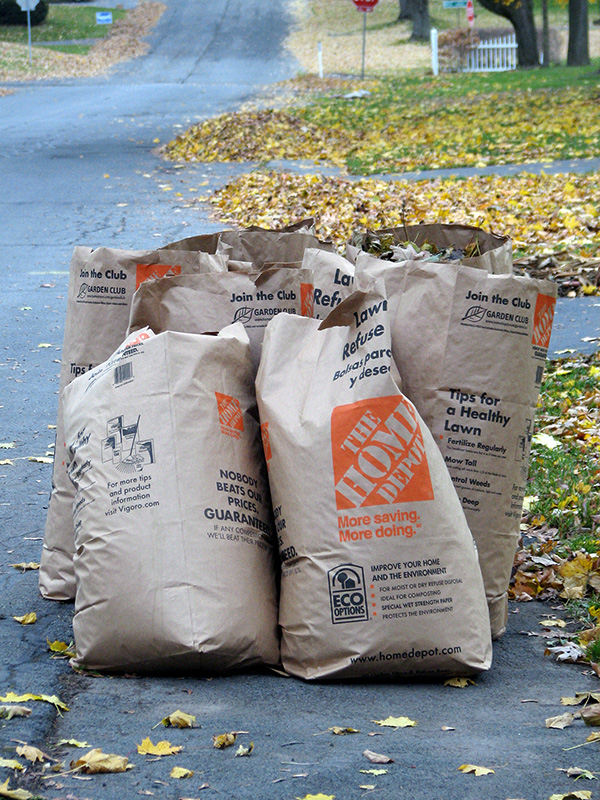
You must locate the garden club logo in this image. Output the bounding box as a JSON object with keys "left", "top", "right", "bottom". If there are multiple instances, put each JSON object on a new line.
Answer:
{"left": 461, "top": 305, "right": 487, "bottom": 323}
{"left": 233, "top": 306, "right": 254, "bottom": 324}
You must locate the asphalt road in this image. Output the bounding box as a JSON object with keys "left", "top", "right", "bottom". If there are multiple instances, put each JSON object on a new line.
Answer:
{"left": 1, "top": 2, "right": 599, "bottom": 798}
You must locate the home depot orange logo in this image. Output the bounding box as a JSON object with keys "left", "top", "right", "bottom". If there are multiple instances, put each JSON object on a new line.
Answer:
{"left": 301, "top": 283, "right": 315, "bottom": 318}
{"left": 331, "top": 396, "right": 434, "bottom": 510}
{"left": 135, "top": 263, "right": 182, "bottom": 290}
{"left": 532, "top": 294, "right": 556, "bottom": 349}
{"left": 215, "top": 392, "right": 244, "bottom": 440}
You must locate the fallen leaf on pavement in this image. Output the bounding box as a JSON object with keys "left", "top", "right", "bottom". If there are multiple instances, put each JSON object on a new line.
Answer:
{"left": 0, "top": 460, "right": 14, "bottom": 466}
{"left": 540, "top": 618, "right": 567, "bottom": 628}
{"left": 561, "top": 693, "right": 600, "bottom": 706}
{"left": 444, "top": 677, "right": 475, "bottom": 688}
{"left": 170, "top": 766, "right": 193, "bottom": 778}
{"left": 15, "top": 745, "right": 46, "bottom": 763}
{"left": 546, "top": 712, "right": 576, "bottom": 729}
{"left": 295, "top": 795, "right": 335, "bottom": 800}
{"left": 363, "top": 749, "right": 394, "bottom": 764}
{"left": 458, "top": 763, "right": 495, "bottom": 776}
{"left": 159, "top": 710, "right": 196, "bottom": 729}
{"left": 0, "top": 707, "right": 30, "bottom": 720}
{"left": 212, "top": 733, "right": 236, "bottom": 749}
{"left": 28, "top": 456, "right": 53, "bottom": 464}
{"left": 372, "top": 716, "right": 416, "bottom": 728}
{"left": 359, "top": 769, "right": 388, "bottom": 775}
{"left": 9, "top": 563, "right": 39, "bottom": 572}
{"left": 12, "top": 613, "right": 36, "bottom": 625}
{"left": 0, "top": 693, "right": 68, "bottom": 713}
{"left": 0, "top": 760, "right": 24, "bottom": 771}
{"left": 0, "top": 779, "right": 34, "bottom": 799}
{"left": 441, "top": 725, "right": 456, "bottom": 731}
{"left": 549, "top": 792, "right": 592, "bottom": 800}
{"left": 71, "top": 748, "right": 132, "bottom": 773}
{"left": 137, "top": 738, "right": 182, "bottom": 756}
{"left": 55, "top": 739, "right": 90, "bottom": 748}
{"left": 235, "top": 743, "right": 254, "bottom": 757}
{"left": 557, "top": 767, "right": 597, "bottom": 779}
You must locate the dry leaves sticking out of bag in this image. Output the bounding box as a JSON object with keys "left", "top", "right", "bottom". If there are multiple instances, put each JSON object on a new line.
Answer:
{"left": 71, "top": 748, "right": 132, "bottom": 773}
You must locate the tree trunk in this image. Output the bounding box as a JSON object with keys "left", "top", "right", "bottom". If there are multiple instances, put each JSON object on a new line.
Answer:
{"left": 410, "top": 0, "right": 430, "bottom": 40}
{"left": 398, "top": 0, "right": 413, "bottom": 21}
{"left": 567, "top": 0, "right": 590, "bottom": 65}
{"left": 475, "top": 0, "right": 539, "bottom": 66}
{"left": 541, "top": 0, "right": 550, "bottom": 66}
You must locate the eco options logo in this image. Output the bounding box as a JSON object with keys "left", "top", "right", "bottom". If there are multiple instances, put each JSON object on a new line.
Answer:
{"left": 328, "top": 564, "right": 369, "bottom": 624}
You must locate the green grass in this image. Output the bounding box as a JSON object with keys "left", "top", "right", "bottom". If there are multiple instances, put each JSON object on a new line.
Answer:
{"left": 527, "top": 355, "right": 600, "bottom": 542}
{"left": 43, "top": 43, "right": 91, "bottom": 54}
{"left": 0, "top": 4, "right": 126, "bottom": 43}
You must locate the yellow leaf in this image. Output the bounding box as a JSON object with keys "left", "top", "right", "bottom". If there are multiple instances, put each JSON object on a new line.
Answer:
{"left": 160, "top": 710, "right": 196, "bottom": 729}
{"left": 170, "top": 766, "right": 194, "bottom": 779}
{"left": 561, "top": 692, "right": 600, "bottom": 706}
{"left": 15, "top": 746, "right": 45, "bottom": 764}
{"left": 12, "top": 614, "right": 36, "bottom": 626}
{"left": 55, "top": 739, "right": 90, "bottom": 748}
{"left": 0, "top": 759, "right": 24, "bottom": 771}
{"left": 359, "top": 769, "right": 388, "bottom": 775}
{"left": 10, "top": 563, "right": 39, "bottom": 572}
{"left": 0, "top": 779, "right": 34, "bottom": 800}
{"left": 444, "top": 677, "right": 475, "bottom": 688}
{"left": 137, "top": 737, "right": 182, "bottom": 756}
{"left": 71, "top": 748, "right": 132, "bottom": 773}
{"left": 532, "top": 432, "right": 562, "bottom": 449}
{"left": 586, "top": 731, "right": 600, "bottom": 742}
{"left": 373, "top": 716, "right": 416, "bottom": 728}
{"left": 458, "top": 763, "right": 495, "bottom": 776}
{"left": 0, "top": 459, "right": 14, "bottom": 466}
{"left": 28, "top": 456, "right": 53, "bottom": 464}
{"left": 296, "top": 795, "right": 335, "bottom": 800}
{"left": 0, "top": 706, "right": 31, "bottom": 720}
{"left": 47, "top": 639, "right": 70, "bottom": 653}
{"left": 540, "top": 618, "right": 567, "bottom": 628}
{"left": 36, "top": 343, "right": 52, "bottom": 348}
{"left": 212, "top": 732, "right": 236, "bottom": 749}
{"left": 329, "top": 726, "right": 360, "bottom": 735}
{"left": 549, "top": 792, "right": 592, "bottom": 800}
{"left": 0, "top": 693, "right": 68, "bottom": 713}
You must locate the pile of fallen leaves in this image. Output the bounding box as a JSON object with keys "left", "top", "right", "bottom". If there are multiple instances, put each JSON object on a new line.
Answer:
{"left": 204, "top": 170, "right": 600, "bottom": 292}
{"left": 0, "top": 1, "right": 164, "bottom": 81}
{"left": 164, "top": 85, "right": 600, "bottom": 175}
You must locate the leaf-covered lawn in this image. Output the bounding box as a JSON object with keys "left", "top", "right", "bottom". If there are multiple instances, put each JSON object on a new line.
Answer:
{"left": 164, "top": 82, "right": 600, "bottom": 175}
{"left": 206, "top": 170, "right": 600, "bottom": 292}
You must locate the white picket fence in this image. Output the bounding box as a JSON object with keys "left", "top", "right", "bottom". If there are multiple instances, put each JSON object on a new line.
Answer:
{"left": 466, "top": 34, "right": 518, "bottom": 71}
{"left": 431, "top": 28, "right": 518, "bottom": 75}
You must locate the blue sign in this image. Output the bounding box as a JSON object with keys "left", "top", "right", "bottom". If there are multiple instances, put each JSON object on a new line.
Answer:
{"left": 96, "top": 11, "right": 113, "bottom": 24}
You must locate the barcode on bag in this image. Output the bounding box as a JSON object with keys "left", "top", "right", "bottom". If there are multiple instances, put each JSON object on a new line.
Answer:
{"left": 535, "top": 365, "right": 544, "bottom": 385}
{"left": 114, "top": 361, "right": 133, "bottom": 386}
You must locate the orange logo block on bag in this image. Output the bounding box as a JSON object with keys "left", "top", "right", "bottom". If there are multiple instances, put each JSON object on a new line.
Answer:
{"left": 331, "top": 396, "right": 434, "bottom": 510}
{"left": 215, "top": 392, "right": 244, "bottom": 440}
{"left": 532, "top": 293, "right": 556, "bottom": 349}
{"left": 135, "top": 263, "right": 182, "bottom": 290}
{"left": 301, "top": 283, "right": 315, "bottom": 318}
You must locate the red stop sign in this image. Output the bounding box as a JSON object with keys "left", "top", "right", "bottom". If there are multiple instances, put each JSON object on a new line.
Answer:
{"left": 353, "top": 0, "right": 379, "bottom": 11}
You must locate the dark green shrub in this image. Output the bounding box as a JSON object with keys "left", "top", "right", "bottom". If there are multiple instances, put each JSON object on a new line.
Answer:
{"left": 0, "top": 0, "right": 49, "bottom": 25}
